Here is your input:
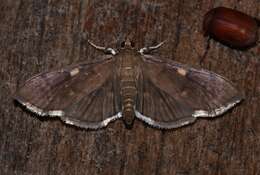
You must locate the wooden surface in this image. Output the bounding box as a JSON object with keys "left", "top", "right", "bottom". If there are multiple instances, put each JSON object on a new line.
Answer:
{"left": 0, "top": 0, "right": 259, "bottom": 174}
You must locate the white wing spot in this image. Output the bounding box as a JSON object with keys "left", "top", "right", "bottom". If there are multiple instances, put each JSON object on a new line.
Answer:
{"left": 177, "top": 68, "right": 187, "bottom": 76}
{"left": 48, "top": 110, "right": 64, "bottom": 116}
{"left": 70, "top": 68, "right": 80, "bottom": 77}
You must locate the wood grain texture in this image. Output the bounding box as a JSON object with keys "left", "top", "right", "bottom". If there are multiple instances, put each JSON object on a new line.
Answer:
{"left": 0, "top": 0, "right": 259, "bottom": 175}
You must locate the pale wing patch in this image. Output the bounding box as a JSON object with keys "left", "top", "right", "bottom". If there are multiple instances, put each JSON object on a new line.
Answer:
{"left": 135, "top": 110, "right": 196, "bottom": 129}
{"left": 70, "top": 68, "right": 80, "bottom": 77}
{"left": 19, "top": 100, "right": 64, "bottom": 117}
{"left": 192, "top": 98, "right": 241, "bottom": 117}
{"left": 17, "top": 99, "right": 122, "bottom": 129}
{"left": 176, "top": 68, "right": 187, "bottom": 76}
{"left": 61, "top": 112, "right": 122, "bottom": 129}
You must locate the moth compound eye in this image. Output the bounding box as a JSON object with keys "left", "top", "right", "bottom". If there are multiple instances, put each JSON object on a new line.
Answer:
{"left": 203, "top": 6, "right": 258, "bottom": 49}
{"left": 130, "top": 42, "right": 135, "bottom": 48}
{"left": 121, "top": 41, "right": 126, "bottom": 48}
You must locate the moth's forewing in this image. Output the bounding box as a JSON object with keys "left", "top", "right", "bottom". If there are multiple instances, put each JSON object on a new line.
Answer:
{"left": 135, "top": 55, "right": 243, "bottom": 129}
{"left": 15, "top": 58, "right": 122, "bottom": 129}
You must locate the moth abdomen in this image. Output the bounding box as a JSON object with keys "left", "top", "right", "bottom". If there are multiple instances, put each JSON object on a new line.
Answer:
{"left": 120, "top": 80, "right": 137, "bottom": 128}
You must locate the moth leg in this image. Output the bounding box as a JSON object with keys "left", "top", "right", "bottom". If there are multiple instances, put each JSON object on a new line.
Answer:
{"left": 139, "top": 41, "right": 166, "bottom": 55}
{"left": 88, "top": 40, "right": 117, "bottom": 55}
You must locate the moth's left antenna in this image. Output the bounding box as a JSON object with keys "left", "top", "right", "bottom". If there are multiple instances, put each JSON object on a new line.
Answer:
{"left": 88, "top": 40, "right": 117, "bottom": 55}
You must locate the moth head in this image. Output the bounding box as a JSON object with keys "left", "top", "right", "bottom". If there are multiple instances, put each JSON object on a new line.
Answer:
{"left": 120, "top": 38, "right": 135, "bottom": 50}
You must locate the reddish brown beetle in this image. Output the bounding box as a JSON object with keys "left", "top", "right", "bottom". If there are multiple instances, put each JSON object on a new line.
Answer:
{"left": 203, "top": 7, "right": 258, "bottom": 49}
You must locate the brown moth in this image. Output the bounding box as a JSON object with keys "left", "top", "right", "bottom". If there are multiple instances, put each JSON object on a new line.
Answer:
{"left": 14, "top": 39, "right": 243, "bottom": 129}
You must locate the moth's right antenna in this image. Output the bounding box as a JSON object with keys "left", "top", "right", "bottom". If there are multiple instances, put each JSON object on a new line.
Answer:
{"left": 139, "top": 40, "right": 167, "bottom": 55}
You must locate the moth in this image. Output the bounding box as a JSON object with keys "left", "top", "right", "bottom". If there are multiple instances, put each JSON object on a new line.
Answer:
{"left": 14, "top": 39, "right": 243, "bottom": 129}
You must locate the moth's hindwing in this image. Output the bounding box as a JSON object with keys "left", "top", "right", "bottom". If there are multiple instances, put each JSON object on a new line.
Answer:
{"left": 135, "top": 55, "right": 243, "bottom": 129}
